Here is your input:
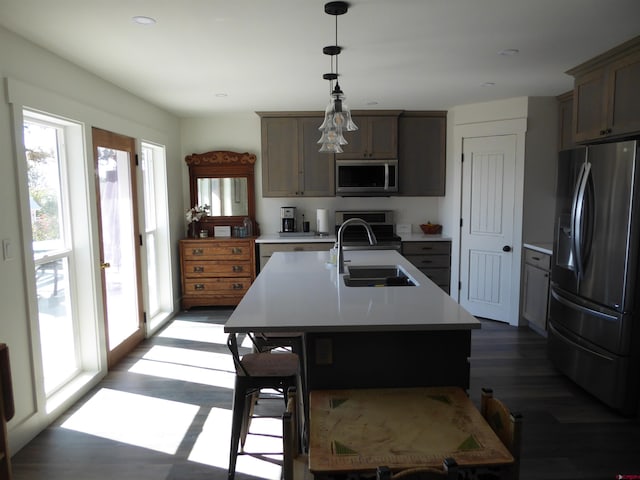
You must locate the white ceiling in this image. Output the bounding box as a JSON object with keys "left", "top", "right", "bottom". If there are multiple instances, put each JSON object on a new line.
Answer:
{"left": 1, "top": 0, "right": 639, "bottom": 118}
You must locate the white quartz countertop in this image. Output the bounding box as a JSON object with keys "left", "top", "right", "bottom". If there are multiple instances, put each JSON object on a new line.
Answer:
{"left": 399, "top": 233, "right": 452, "bottom": 242}
{"left": 523, "top": 243, "right": 553, "bottom": 255}
{"left": 256, "top": 234, "right": 336, "bottom": 244}
{"left": 225, "top": 249, "right": 480, "bottom": 333}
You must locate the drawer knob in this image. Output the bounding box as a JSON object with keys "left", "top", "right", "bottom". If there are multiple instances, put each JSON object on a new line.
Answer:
{"left": 194, "top": 283, "right": 205, "bottom": 291}
{"left": 232, "top": 283, "right": 244, "bottom": 290}
{"left": 193, "top": 266, "right": 204, "bottom": 273}
{"left": 232, "top": 247, "right": 243, "bottom": 254}
{"left": 232, "top": 265, "right": 244, "bottom": 273}
{"left": 192, "top": 248, "right": 204, "bottom": 256}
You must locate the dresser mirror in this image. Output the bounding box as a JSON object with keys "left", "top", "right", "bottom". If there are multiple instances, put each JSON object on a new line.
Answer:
{"left": 185, "top": 150, "right": 257, "bottom": 235}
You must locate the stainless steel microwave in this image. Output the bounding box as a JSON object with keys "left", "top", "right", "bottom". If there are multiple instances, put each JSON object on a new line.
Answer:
{"left": 335, "top": 159, "right": 398, "bottom": 196}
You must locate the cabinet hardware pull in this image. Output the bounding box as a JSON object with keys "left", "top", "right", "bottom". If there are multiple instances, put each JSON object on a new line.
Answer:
{"left": 193, "top": 266, "right": 204, "bottom": 273}
{"left": 232, "top": 283, "right": 244, "bottom": 290}
{"left": 421, "top": 260, "right": 433, "bottom": 264}
{"left": 192, "top": 248, "right": 204, "bottom": 255}
{"left": 421, "top": 247, "right": 434, "bottom": 251}
{"left": 194, "top": 283, "right": 205, "bottom": 290}
{"left": 293, "top": 247, "right": 303, "bottom": 251}
{"left": 231, "top": 247, "right": 242, "bottom": 254}
{"left": 531, "top": 256, "right": 540, "bottom": 261}
{"left": 232, "top": 265, "right": 243, "bottom": 272}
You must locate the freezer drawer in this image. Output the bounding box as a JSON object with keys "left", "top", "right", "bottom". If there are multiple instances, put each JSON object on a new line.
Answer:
{"left": 547, "top": 322, "right": 638, "bottom": 415}
{"left": 549, "top": 287, "right": 631, "bottom": 355}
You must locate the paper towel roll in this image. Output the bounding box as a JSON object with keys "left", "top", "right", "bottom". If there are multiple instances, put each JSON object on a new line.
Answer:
{"left": 316, "top": 208, "right": 329, "bottom": 234}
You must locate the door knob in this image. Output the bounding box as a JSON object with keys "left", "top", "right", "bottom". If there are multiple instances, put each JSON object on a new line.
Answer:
{"left": 100, "top": 262, "right": 111, "bottom": 269}
{"left": 502, "top": 246, "right": 512, "bottom": 252}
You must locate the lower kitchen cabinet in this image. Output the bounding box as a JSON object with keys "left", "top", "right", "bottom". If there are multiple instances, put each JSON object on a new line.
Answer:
{"left": 180, "top": 238, "right": 256, "bottom": 309}
{"left": 521, "top": 248, "right": 551, "bottom": 334}
{"left": 401, "top": 240, "right": 451, "bottom": 293}
{"left": 258, "top": 242, "right": 332, "bottom": 271}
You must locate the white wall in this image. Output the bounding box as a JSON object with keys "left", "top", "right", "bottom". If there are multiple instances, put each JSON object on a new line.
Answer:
{"left": 180, "top": 114, "right": 444, "bottom": 234}
{"left": 0, "top": 26, "right": 182, "bottom": 453}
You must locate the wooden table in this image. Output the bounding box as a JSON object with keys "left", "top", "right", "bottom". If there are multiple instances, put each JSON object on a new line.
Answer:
{"left": 308, "top": 387, "right": 513, "bottom": 475}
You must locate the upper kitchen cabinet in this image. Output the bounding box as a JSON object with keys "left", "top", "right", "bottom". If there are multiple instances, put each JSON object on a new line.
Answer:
{"left": 258, "top": 112, "right": 334, "bottom": 197}
{"left": 557, "top": 91, "right": 576, "bottom": 151}
{"left": 336, "top": 111, "right": 402, "bottom": 159}
{"left": 568, "top": 36, "right": 640, "bottom": 143}
{"left": 398, "top": 111, "right": 446, "bottom": 196}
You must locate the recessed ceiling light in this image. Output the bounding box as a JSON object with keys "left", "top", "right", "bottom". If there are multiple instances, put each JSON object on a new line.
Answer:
{"left": 498, "top": 48, "right": 519, "bottom": 56}
{"left": 215, "top": 93, "right": 228, "bottom": 98}
{"left": 366, "top": 101, "right": 379, "bottom": 106}
{"left": 132, "top": 16, "right": 156, "bottom": 25}
{"left": 481, "top": 82, "right": 496, "bottom": 87}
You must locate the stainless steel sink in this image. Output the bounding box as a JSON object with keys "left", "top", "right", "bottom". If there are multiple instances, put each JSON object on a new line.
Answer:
{"left": 343, "top": 265, "right": 416, "bottom": 287}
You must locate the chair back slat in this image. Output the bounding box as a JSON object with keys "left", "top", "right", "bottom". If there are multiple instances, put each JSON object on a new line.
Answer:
{"left": 226, "top": 333, "right": 250, "bottom": 376}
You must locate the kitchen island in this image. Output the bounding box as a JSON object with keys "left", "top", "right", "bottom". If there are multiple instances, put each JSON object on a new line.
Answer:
{"left": 224, "top": 249, "right": 480, "bottom": 391}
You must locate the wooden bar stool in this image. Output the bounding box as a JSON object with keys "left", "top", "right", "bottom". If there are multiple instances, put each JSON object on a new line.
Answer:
{"left": 226, "top": 333, "right": 300, "bottom": 480}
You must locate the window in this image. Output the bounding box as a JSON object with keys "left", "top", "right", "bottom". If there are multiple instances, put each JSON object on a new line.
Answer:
{"left": 140, "top": 142, "right": 173, "bottom": 330}
{"left": 24, "top": 113, "right": 80, "bottom": 395}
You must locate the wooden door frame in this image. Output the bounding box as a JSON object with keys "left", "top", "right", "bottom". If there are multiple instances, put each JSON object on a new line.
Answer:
{"left": 92, "top": 127, "right": 145, "bottom": 367}
{"left": 450, "top": 118, "right": 527, "bottom": 326}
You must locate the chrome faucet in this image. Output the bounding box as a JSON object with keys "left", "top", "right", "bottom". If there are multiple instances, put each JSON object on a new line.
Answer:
{"left": 336, "top": 218, "right": 377, "bottom": 274}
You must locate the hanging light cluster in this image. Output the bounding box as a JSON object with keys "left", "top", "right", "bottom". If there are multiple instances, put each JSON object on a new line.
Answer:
{"left": 318, "top": 1, "right": 357, "bottom": 153}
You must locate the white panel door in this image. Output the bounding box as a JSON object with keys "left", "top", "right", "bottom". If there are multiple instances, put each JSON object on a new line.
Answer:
{"left": 460, "top": 135, "right": 516, "bottom": 322}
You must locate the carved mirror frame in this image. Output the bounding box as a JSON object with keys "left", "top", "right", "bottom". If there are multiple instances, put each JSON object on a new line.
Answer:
{"left": 185, "top": 150, "right": 257, "bottom": 236}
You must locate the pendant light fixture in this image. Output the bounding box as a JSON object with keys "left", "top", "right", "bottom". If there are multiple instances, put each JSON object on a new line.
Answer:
{"left": 318, "top": 1, "right": 357, "bottom": 153}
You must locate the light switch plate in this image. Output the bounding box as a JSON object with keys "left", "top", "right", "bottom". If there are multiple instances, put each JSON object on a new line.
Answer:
{"left": 2, "top": 239, "right": 12, "bottom": 261}
{"left": 396, "top": 224, "right": 411, "bottom": 235}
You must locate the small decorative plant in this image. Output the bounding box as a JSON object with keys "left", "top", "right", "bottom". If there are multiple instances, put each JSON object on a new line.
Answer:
{"left": 186, "top": 204, "right": 210, "bottom": 223}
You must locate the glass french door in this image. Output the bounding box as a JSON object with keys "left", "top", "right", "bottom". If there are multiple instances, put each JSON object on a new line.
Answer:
{"left": 92, "top": 127, "right": 144, "bottom": 367}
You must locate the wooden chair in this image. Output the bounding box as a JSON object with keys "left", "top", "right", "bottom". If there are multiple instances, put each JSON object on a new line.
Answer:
{"left": 376, "top": 458, "right": 459, "bottom": 480}
{"left": 480, "top": 387, "right": 523, "bottom": 480}
{"left": 0, "top": 344, "right": 15, "bottom": 480}
{"left": 282, "top": 388, "right": 299, "bottom": 480}
{"left": 226, "top": 333, "right": 300, "bottom": 480}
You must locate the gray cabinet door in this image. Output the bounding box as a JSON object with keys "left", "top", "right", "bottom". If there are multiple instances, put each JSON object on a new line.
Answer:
{"left": 299, "top": 117, "right": 335, "bottom": 196}
{"left": 398, "top": 113, "right": 446, "bottom": 196}
{"left": 261, "top": 117, "right": 299, "bottom": 197}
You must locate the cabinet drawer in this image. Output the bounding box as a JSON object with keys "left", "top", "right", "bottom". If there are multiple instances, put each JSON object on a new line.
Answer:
{"left": 419, "top": 268, "right": 450, "bottom": 285}
{"left": 525, "top": 249, "right": 550, "bottom": 270}
{"left": 184, "top": 277, "right": 251, "bottom": 296}
{"left": 183, "top": 241, "right": 252, "bottom": 260}
{"left": 402, "top": 241, "right": 451, "bottom": 255}
{"left": 404, "top": 254, "right": 451, "bottom": 269}
{"left": 260, "top": 242, "right": 332, "bottom": 257}
{"left": 183, "top": 260, "right": 251, "bottom": 278}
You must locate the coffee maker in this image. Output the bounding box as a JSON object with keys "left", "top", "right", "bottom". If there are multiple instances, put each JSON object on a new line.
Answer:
{"left": 281, "top": 206, "right": 296, "bottom": 232}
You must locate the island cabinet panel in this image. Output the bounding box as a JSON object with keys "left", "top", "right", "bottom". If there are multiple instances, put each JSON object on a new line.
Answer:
{"left": 402, "top": 240, "right": 451, "bottom": 293}
{"left": 304, "top": 330, "right": 471, "bottom": 391}
{"left": 398, "top": 112, "right": 446, "bottom": 196}
{"left": 259, "top": 112, "right": 334, "bottom": 197}
{"left": 180, "top": 238, "right": 255, "bottom": 309}
{"left": 568, "top": 36, "right": 640, "bottom": 143}
{"left": 335, "top": 112, "right": 401, "bottom": 159}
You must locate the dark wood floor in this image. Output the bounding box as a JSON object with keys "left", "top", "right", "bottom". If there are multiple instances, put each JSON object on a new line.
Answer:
{"left": 11, "top": 308, "right": 640, "bottom": 480}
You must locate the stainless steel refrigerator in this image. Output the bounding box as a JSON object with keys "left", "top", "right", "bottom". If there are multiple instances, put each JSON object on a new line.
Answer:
{"left": 548, "top": 139, "right": 640, "bottom": 415}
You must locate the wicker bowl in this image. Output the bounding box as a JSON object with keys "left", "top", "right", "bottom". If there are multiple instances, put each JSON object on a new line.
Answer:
{"left": 420, "top": 223, "right": 442, "bottom": 235}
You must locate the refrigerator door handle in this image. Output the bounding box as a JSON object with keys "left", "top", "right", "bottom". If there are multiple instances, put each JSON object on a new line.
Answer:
{"left": 551, "top": 288, "right": 617, "bottom": 322}
{"left": 572, "top": 161, "right": 591, "bottom": 278}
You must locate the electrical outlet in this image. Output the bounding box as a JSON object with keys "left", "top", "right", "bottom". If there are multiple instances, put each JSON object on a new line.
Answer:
{"left": 396, "top": 224, "right": 411, "bottom": 235}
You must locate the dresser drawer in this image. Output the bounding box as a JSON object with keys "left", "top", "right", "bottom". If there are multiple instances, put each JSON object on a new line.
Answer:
{"left": 524, "top": 249, "right": 550, "bottom": 270}
{"left": 183, "top": 241, "right": 252, "bottom": 261}
{"left": 183, "top": 260, "right": 252, "bottom": 278}
{"left": 402, "top": 241, "right": 451, "bottom": 256}
{"left": 184, "top": 277, "right": 252, "bottom": 296}
{"left": 404, "top": 254, "right": 451, "bottom": 269}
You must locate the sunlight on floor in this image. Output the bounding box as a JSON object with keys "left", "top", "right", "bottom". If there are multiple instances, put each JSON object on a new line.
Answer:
{"left": 128, "top": 344, "right": 236, "bottom": 389}
{"left": 61, "top": 388, "right": 199, "bottom": 454}
{"left": 189, "top": 405, "right": 284, "bottom": 480}
{"left": 158, "top": 319, "right": 229, "bottom": 344}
